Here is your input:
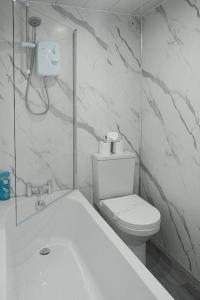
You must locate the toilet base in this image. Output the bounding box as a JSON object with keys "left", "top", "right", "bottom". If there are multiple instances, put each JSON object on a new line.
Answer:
{"left": 95, "top": 205, "right": 149, "bottom": 264}
{"left": 127, "top": 242, "right": 146, "bottom": 264}
{"left": 115, "top": 229, "right": 147, "bottom": 265}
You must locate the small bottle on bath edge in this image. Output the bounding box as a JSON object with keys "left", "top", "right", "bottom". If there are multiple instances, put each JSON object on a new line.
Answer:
{"left": 0, "top": 171, "right": 11, "bottom": 201}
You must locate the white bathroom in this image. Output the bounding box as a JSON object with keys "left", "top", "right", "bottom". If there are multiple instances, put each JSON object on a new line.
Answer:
{"left": 0, "top": 0, "right": 200, "bottom": 299}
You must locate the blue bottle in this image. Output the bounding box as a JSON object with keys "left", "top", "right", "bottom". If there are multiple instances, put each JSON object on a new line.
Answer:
{"left": 0, "top": 172, "right": 10, "bottom": 201}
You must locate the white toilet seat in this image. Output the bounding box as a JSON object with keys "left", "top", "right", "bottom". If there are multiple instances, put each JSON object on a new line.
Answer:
{"left": 100, "top": 194, "right": 161, "bottom": 236}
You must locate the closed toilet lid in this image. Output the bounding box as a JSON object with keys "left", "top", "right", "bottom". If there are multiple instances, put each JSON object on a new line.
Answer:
{"left": 101, "top": 195, "right": 161, "bottom": 232}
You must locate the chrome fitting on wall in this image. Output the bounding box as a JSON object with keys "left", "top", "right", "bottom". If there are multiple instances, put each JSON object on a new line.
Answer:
{"left": 26, "top": 180, "right": 53, "bottom": 197}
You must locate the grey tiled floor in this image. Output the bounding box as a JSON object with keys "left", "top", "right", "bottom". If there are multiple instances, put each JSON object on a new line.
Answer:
{"left": 146, "top": 243, "right": 200, "bottom": 300}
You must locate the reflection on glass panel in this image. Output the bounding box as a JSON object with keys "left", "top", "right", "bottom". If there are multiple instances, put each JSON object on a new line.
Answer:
{"left": 13, "top": 1, "right": 75, "bottom": 223}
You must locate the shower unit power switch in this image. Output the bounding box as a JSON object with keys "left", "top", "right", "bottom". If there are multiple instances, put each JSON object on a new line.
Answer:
{"left": 36, "top": 41, "right": 60, "bottom": 77}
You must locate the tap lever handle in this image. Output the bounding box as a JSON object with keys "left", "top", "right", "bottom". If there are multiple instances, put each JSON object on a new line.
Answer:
{"left": 47, "top": 180, "right": 53, "bottom": 194}
{"left": 26, "top": 183, "right": 32, "bottom": 197}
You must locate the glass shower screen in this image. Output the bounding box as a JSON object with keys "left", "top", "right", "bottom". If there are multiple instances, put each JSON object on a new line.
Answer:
{"left": 13, "top": 0, "right": 76, "bottom": 224}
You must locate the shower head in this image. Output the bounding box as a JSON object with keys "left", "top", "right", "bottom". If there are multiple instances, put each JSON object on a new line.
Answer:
{"left": 28, "top": 16, "right": 41, "bottom": 28}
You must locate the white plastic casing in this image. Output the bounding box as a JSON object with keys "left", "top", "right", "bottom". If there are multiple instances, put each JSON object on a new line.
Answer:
{"left": 36, "top": 41, "right": 60, "bottom": 76}
{"left": 92, "top": 152, "right": 136, "bottom": 201}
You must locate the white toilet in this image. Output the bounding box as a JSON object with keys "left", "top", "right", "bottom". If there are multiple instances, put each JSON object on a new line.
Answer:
{"left": 92, "top": 151, "right": 161, "bottom": 264}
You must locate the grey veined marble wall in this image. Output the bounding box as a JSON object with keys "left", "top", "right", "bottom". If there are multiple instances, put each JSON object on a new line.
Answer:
{"left": 142, "top": 0, "right": 200, "bottom": 282}
{"left": 0, "top": 0, "right": 141, "bottom": 200}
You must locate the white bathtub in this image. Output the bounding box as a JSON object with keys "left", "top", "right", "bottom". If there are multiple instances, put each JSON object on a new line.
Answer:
{"left": 0, "top": 190, "right": 174, "bottom": 300}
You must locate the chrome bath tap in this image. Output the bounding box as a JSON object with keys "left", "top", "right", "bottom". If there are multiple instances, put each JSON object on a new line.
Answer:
{"left": 25, "top": 180, "right": 53, "bottom": 211}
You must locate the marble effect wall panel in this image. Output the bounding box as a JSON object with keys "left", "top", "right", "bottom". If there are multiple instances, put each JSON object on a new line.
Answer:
{"left": 71, "top": 8, "right": 141, "bottom": 199}
{"left": 142, "top": 0, "right": 200, "bottom": 282}
{"left": 0, "top": 0, "right": 141, "bottom": 203}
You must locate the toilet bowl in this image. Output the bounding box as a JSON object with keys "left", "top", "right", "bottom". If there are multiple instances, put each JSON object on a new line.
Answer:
{"left": 92, "top": 152, "right": 161, "bottom": 264}
{"left": 97, "top": 194, "right": 161, "bottom": 264}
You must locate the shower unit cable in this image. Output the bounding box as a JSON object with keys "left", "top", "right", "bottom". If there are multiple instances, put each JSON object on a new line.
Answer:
{"left": 25, "top": 12, "right": 50, "bottom": 115}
